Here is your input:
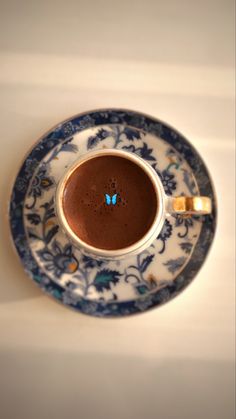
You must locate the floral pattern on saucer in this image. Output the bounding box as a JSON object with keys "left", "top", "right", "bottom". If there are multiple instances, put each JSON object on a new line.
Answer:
{"left": 10, "top": 109, "right": 216, "bottom": 317}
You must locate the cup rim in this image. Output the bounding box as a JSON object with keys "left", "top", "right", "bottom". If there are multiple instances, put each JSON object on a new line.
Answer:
{"left": 55, "top": 148, "right": 166, "bottom": 258}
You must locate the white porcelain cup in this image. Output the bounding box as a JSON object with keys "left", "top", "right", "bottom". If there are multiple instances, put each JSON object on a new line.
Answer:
{"left": 55, "top": 149, "right": 212, "bottom": 259}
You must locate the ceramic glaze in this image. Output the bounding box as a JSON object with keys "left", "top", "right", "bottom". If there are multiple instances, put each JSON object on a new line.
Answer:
{"left": 9, "top": 109, "right": 216, "bottom": 317}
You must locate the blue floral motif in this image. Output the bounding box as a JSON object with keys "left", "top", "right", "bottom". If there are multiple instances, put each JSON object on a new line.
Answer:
{"left": 14, "top": 234, "right": 28, "bottom": 254}
{"left": 60, "top": 141, "right": 78, "bottom": 154}
{"left": 26, "top": 165, "right": 54, "bottom": 209}
{"left": 81, "top": 255, "right": 105, "bottom": 269}
{"left": 164, "top": 257, "right": 187, "bottom": 274}
{"left": 44, "top": 136, "right": 78, "bottom": 165}
{"left": 27, "top": 213, "right": 41, "bottom": 225}
{"left": 30, "top": 167, "right": 53, "bottom": 196}
{"left": 139, "top": 254, "right": 155, "bottom": 272}
{"left": 153, "top": 288, "right": 171, "bottom": 304}
{"left": 159, "top": 170, "right": 177, "bottom": 195}
{"left": 123, "top": 127, "right": 142, "bottom": 141}
{"left": 134, "top": 296, "right": 153, "bottom": 311}
{"left": 87, "top": 125, "right": 143, "bottom": 150}
{"left": 77, "top": 115, "right": 96, "bottom": 130}
{"left": 38, "top": 241, "right": 78, "bottom": 278}
{"left": 181, "top": 169, "right": 197, "bottom": 195}
{"left": 151, "top": 164, "right": 177, "bottom": 196}
{"left": 87, "top": 128, "right": 110, "bottom": 149}
{"left": 9, "top": 109, "right": 216, "bottom": 317}
{"left": 124, "top": 252, "right": 156, "bottom": 296}
{"left": 22, "top": 257, "right": 38, "bottom": 271}
{"left": 62, "top": 288, "right": 82, "bottom": 306}
{"left": 15, "top": 159, "right": 40, "bottom": 193}
{"left": 27, "top": 199, "right": 59, "bottom": 244}
{"left": 157, "top": 219, "right": 173, "bottom": 254}
{"left": 80, "top": 301, "right": 99, "bottom": 315}
{"left": 65, "top": 280, "right": 78, "bottom": 291}
{"left": 61, "top": 122, "right": 76, "bottom": 138}
{"left": 122, "top": 143, "right": 155, "bottom": 161}
{"left": 173, "top": 214, "right": 194, "bottom": 238}
{"left": 99, "top": 111, "right": 127, "bottom": 123}
{"left": 15, "top": 177, "right": 27, "bottom": 192}
{"left": 25, "top": 158, "right": 39, "bottom": 177}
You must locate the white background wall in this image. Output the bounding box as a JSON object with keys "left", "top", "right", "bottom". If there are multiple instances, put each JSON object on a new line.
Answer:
{"left": 0, "top": 1, "right": 235, "bottom": 418}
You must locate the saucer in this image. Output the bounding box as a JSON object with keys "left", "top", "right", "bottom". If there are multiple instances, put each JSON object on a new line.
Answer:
{"left": 9, "top": 109, "right": 217, "bottom": 317}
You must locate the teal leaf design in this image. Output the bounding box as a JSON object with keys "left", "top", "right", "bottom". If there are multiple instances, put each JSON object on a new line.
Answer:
{"left": 93, "top": 269, "right": 121, "bottom": 292}
{"left": 52, "top": 289, "right": 62, "bottom": 300}
{"left": 136, "top": 284, "right": 149, "bottom": 295}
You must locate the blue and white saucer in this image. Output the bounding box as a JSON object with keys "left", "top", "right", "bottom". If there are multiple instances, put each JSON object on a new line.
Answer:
{"left": 9, "top": 109, "right": 217, "bottom": 317}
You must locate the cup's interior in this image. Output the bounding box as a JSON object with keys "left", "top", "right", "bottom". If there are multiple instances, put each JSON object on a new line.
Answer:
{"left": 56, "top": 150, "right": 164, "bottom": 256}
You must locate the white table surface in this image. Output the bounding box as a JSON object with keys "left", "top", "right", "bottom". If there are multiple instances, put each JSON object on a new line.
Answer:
{"left": 0, "top": 1, "right": 235, "bottom": 418}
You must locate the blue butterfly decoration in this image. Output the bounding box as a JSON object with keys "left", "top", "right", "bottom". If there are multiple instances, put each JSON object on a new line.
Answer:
{"left": 105, "top": 193, "right": 118, "bottom": 205}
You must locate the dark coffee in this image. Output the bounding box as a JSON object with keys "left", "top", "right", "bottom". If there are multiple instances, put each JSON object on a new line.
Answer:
{"left": 62, "top": 155, "right": 157, "bottom": 250}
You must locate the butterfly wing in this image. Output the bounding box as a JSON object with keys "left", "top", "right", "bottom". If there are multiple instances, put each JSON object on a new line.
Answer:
{"left": 111, "top": 194, "right": 117, "bottom": 205}
{"left": 105, "top": 194, "right": 111, "bottom": 205}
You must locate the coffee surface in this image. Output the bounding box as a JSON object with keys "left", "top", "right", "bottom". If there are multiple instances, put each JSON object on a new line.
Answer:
{"left": 62, "top": 155, "right": 157, "bottom": 250}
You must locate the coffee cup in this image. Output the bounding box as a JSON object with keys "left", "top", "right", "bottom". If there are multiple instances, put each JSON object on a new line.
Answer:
{"left": 55, "top": 149, "right": 211, "bottom": 259}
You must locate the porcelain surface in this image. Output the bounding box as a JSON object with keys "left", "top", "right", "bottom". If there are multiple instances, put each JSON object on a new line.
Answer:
{"left": 9, "top": 109, "right": 216, "bottom": 317}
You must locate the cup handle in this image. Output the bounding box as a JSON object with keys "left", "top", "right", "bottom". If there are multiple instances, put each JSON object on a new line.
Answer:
{"left": 166, "top": 196, "right": 212, "bottom": 215}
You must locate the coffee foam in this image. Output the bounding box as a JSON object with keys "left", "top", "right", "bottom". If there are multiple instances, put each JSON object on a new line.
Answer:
{"left": 62, "top": 155, "right": 157, "bottom": 250}
{"left": 80, "top": 177, "right": 128, "bottom": 213}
